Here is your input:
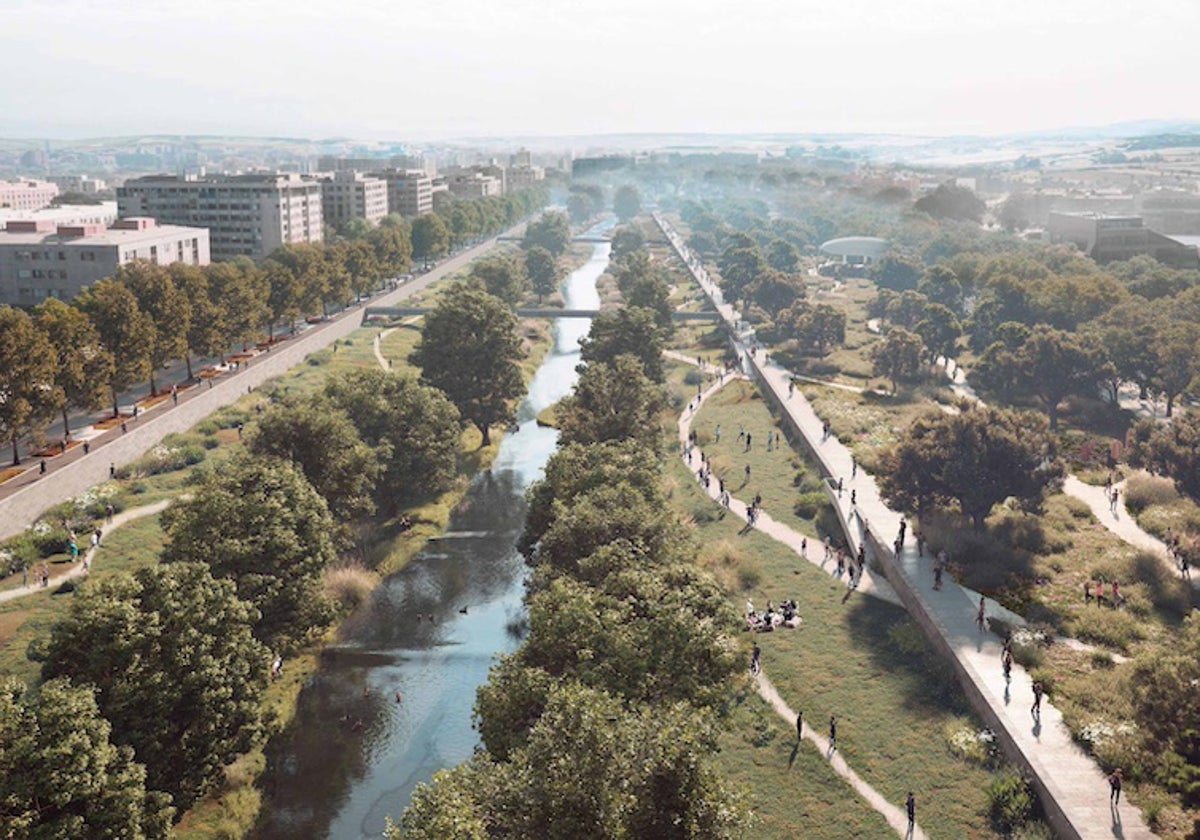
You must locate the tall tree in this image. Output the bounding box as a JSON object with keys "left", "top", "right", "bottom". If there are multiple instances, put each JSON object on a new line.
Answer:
{"left": 522, "top": 211, "right": 571, "bottom": 257}
{"left": 247, "top": 396, "right": 380, "bottom": 521}
{"left": 524, "top": 246, "right": 559, "bottom": 303}
{"left": 914, "top": 302, "right": 962, "bottom": 363}
{"left": 368, "top": 216, "right": 414, "bottom": 276}
{"left": 613, "top": 184, "right": 642, "bottom": 222}
{"left": 609, "top": 226, "right": 644, "bottom": 260}
{"left": 168, "top": 262, "right": 219, "bottom": 379}
{"left": 42, "top": 563, "right": 269, "bottom": 810}
{"left": 411, "top": 213, "right": 450, "bottom": 262}
{"left": 1014, "top": 325, "right": 1104, "bottom": 430}
{"left": 557, "top": 356, "right": 666, "bottom": 454}
{"left": 206, "top": 258, "right": 269, "bottom": 354}
{"left": 878, "top": 405, "right": 1062, "bottom": 530}
{"left": 0, "top": 306, "right": 60, "bottom": 465}
{"left": 324, "top": 370, "right": 461, "bottom": 510}
{"left": 470, "top": 255, "right": 530, "bottom": 306}
{"left": 871, "top": 327, "right": 925, "bottom": 392}
{"left": 579, "top": 308, "right": 665, "bottom": 382}
{"left": 717, "top": 245, "right": 765, "bottom": 304}
{"left": 35, "top": 297, "right": 111, "bottom": 439}
{"left": 1150, "top": 321, "right": 1200, "bottom": 418}
{"left": 0, "top": 678, "right": 174, "bottom": 838}
{"left": 161, "top": 456, "right": 339, "bottom": 650}
{"left": 116, "top": 261, "right": 190, "bottom": 395}
{"left": 410, "top": 283, "right": 526, "bottom": 446}
{"left": 766, "top": 238, "right": 801, "bottom": 273}
{"left": 75, "top": 279, "right": 153, "bottom": 417}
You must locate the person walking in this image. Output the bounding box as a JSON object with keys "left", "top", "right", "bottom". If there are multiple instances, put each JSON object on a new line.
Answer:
{"left": 1003, "top": 649, "right": 1013, "bottom": 682}
{"left": 906, "top": 792, "right": 916, "bottom": 832}
{"left": 829, "top": 714, "right": 837, "bottom": 750}
{"left": 976, "top": 596, "right": 986, "bottom": 629}
{"left": 750, "top": 643, "right": 761, "bottom": 675}
{"left": 796, "top": 710, "right": 803, "bottom": 742}
{"left": 1031, "top": 679, "right": 1045, "bottom": 717}
{"left": 1109, "top": 768, "right": 1123, "bottom": 805}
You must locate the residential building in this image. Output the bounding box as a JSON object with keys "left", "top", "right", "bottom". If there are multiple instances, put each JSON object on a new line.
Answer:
{"left": 373, "top": 169, "right": 433, "bottom": 217}
{"left": 0, "top": 217, "right": 210, "bottom": 305}
{"left": 1047, "top": 212, "right": 1200, "bottom": 268}
{"left": 47, "top": 174, "right": 108, "bottom": 195}
{"left": 0, "top": 179, "right": 59, "bottom": 211}
{"left": 446, "top": 172, "right": 502, "bottom": 200}
{"left": 117, "top": 173, "right": 322, "bottom": 261}
{"left": 319, "top": 170, "right": 388, "bottom": 229}
{"left": 319, "top": 154, "right": 432, "bottom": 175}
{"left": 507, "top": 164, "right": 545, "bottom": 192}
{"left": 0, "top": 201, "right": 118, "bottom": 229}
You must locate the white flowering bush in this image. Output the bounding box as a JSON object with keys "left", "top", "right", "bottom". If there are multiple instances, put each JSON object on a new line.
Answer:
{"left": 946, "top": 720, "right": 998, "bottom": 766}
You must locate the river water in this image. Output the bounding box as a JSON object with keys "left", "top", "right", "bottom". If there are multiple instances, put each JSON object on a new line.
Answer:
{"left": 252, "top": 231, "right": 610, "bottom": 840}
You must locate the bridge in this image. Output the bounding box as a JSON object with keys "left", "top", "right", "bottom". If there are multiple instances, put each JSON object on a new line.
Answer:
{"left": 496, "top": 234, "right": 613, "bottom": 244}
{"left": 364, "top": 306, "right": 722, "bottom": 322}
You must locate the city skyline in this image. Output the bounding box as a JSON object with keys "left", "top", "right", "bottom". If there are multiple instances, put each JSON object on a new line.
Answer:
{"left": 3, "top": 0, "right": 1197, "bottom": 140}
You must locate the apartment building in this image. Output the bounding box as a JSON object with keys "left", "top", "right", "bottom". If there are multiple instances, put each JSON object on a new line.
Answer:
{"left": 0, "top": 178, "right": 60, "bottom": 211}
{"left": 373, "top": 169, "right": 433, "bottom": 217}
{"left": 1048, "top": 212, "right": 1200, "bottom": 268}
{"left": 319, "top": 170, "right": 388, "bottom": 229}
{"left": 47, "top": 174, "right": 108, "bottom": 195}
{"left": 0, "top": 217, "right": 210, "bottom": 305}
{"left": 117, "top": 173, "right": 322, "bottom": 261}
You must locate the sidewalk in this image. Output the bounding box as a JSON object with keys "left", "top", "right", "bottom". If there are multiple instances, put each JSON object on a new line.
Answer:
{"left": 657, "top": 214, "right": 1156, "bottom": 840}
{"left": 0, "top": 499, "right": 173, "bottom": 605}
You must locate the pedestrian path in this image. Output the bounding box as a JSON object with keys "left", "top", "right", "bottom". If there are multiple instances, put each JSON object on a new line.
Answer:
{"left": 0, "top": 498, "right": 174, "bottom": 605}
{"left": 756, "top": 671, "right": 929, "bottom": 839}
{"left": 657, "top": 213, "right": 1156, "bottom": 840}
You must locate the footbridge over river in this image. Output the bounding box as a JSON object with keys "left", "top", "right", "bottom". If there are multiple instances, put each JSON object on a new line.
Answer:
{"left": 364, "top": 306, "right": 721, "bottom": 322}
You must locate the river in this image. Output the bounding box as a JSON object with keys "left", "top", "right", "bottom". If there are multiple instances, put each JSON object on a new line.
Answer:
{"left": 251, "top": 229, "right": 611, "bottom": 840}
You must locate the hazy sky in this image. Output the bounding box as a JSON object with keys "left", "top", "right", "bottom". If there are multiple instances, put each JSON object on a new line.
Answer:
{"left": 3, "top": 0, "right": 1196, "bottom": 139}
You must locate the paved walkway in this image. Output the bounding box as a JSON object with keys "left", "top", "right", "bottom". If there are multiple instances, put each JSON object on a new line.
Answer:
{"left": 675, "top": 361, "right": 915, "bottom": 833}
{"left": 756, "top": 672, "right": 929, "bottom": 839}
{"left": 657, "top": 214, "right": 1155, "bottom": 840}
{"left": 0, "top": 499, "right": 173, "bottom": 605}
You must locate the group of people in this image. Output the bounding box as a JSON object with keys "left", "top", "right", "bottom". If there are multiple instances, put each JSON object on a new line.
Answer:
{"left": 1164, "top": 528, "right": 1194, "bottom": 577}
{"left": 1084, "top": 575, "right": 1123, "bottom": 608}
{"left": 745, "top": 597, "right": 801, "bottom": 633}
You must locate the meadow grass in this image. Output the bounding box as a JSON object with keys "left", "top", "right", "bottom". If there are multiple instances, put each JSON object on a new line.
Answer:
{"left": 667, "top": 440, "right": 1004, "bottom": 839}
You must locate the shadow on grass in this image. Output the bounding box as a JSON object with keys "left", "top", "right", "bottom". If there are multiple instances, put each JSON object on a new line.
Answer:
{"left": 843, "top": 595, "right": 972, "bottom": 716}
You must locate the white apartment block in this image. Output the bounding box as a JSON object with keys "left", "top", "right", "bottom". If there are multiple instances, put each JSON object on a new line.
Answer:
{"left": 507, "top": 164, "right": 545, "bottom": 192}
{"left": 374, "top": 169, "right": 433, "bottom": 217}
{"left": 0, "top": 201, "right": 118, "bottom": 229}
{"left": 47, "top": 174, "right": 108, "bottom": 195}
{"left": 0, "top": 217, "right": 210, "bottom": 305}
{"left": 446, "top": 172, "right": 503, "bottom": 200}
{"left": 117, "top": 173, "right": 322, "bottom": 262}
{"left": 319, "top": 170, "right": 388, "bottom": 229}
{"left": 0, "top": 179, "right": 60, "bottom": 211}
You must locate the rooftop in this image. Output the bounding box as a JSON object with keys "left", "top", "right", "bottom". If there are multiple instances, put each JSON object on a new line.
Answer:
{"left": 0, "top": 217, "right": 204, "bottom": 247}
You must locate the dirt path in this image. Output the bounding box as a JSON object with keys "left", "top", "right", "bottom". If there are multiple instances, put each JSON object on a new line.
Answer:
{"left": 756, "top": 670, "right": 929, "bottom": 839}
{"left": 0, "top": 498, "right": 174, "bottom": 605}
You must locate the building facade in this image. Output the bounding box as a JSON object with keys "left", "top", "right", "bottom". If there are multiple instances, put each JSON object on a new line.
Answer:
{"left": 0, "top": 201, "right": 118, "bottom": 229}
{"left": 117, "top": 173, "right": 322, "bottom": 262}
{"left": 47, "top": 174, "right": 108, "bottom": 195}
{"left": 0, "top": 217, "right": 210, "bottom": 305}
{"left": 0, "top": 179, "right": 59, "bottom": 211}
{"left": 319, "top": 170, "right": 388, "bottom": 229}
{"left": 1048, "top": 212, "right": 1200, "bottom": 268}
{"left": 446, "top": 172, "right": 503, "bottom": 200}
{"left": 374, "top": 169, "right": 433, "bottom": 217}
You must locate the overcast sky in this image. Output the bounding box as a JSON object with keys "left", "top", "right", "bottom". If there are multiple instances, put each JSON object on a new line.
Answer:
{"left": 3, "top": 0, "right": 1196, "bottom": 140}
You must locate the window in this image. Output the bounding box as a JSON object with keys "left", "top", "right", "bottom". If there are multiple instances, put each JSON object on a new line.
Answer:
{"left": 57, "top": 251, "right": 66, "bottom": 260}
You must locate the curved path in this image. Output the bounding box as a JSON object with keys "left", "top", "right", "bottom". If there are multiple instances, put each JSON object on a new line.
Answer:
{"left": 658, "top": 213, "right": 1155, "bottom": 840}
{"left": 756, "top": 671, "right": 928, "bottom": 840}
{"left": 676, "top": 364, "right": 920, "bottom": 836}
{"left": 0, "top": 498, "right": 174, "bottom": 605}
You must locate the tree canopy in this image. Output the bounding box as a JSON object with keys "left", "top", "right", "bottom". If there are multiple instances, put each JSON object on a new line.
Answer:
{"left": 42, "top": 563, "right": 269, "bottom": 809}
{"left": 410, "top": 282, "right": 526, "bottom": 445}
{"left": 161, "top": 455, "right": 338, "bottom": 650}
{"left": 878, "top": 404, "right": 1063, "bottom": 530}
{"left": 0, "top": 677, "right": 174, "bottom": 838}
{"left": 0, "top": 306, "right": 61, "bottom": 465}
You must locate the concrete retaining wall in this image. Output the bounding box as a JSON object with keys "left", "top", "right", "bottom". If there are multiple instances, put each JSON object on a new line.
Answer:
{"left": 0, "top": 226, "right": 524, "bottom": 542}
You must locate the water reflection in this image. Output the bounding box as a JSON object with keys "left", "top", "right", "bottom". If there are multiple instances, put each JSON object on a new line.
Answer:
{"left": 253, "top": 228, "right": 612, "bottom": 840}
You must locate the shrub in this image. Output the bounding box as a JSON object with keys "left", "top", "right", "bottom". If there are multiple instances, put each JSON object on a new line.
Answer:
{"left": 887, "top": 619, "right": 930, "bottom": 657}
{"left": 986, "top": 770, "right": 1034, "bottom": 833}
{"left": 196, "top": 420, "right": 220, "bottom": 435}
{"left": 307, "top": 348, "right": 333, "bottom": 366}
{"left": 324, "top": 565, "right": 377, "bottom": 611}
{"left": 1069, "top": 607, "right": 1146, "bottom": 652}
{"left": 793, "top": 491, "right": 828, "bottom": 519}
{"left": 1124, "top": 473, "right": 1178, "bottom": 512}
{"left": 1063, "top": 496, "right": 1093, "bottom": 521}
{"left": 945, "top": 719, "right": 998, "bottom": 766}
{"left": 1013, "top": 821, "right": 1054, "bottom": 840}
{"left": 682, "top": 369, "right": 704, "bottom": 386}
{"left": 202, "top": 436, "right": 220, "bottom": 450}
